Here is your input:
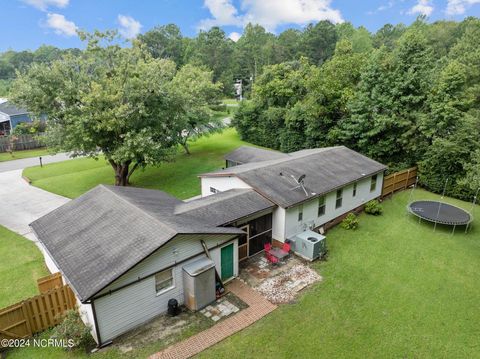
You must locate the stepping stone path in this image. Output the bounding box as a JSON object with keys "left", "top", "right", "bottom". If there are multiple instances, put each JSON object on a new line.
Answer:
{"left": 199, "top": 297, "right": 240, "bottom": 322}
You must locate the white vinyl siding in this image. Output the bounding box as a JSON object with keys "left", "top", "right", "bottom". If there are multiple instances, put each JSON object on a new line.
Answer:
{"left": 282, "top": 172, "right": 384, "bottom": 240}
{"left": 200, "top": 176, "right": 251, "bottom": 197}
{"left": 93, "top": 234, "right": 238, "bottom": 343}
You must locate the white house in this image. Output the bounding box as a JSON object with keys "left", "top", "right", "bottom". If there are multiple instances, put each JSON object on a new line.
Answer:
{"left": 201, "top": 146, "right": 386, "bottom": 254}
{"left": 31, "top": 145, "right": 386, "bottom": 346}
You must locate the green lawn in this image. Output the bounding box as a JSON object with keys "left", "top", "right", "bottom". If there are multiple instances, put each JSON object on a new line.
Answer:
{"left": 0, "top": 225, "right": 49, "bottom": 308}
{"left": 222, "top": 98, "right": 240, "bottom": 105}
{"left": 16, "top": 130, "right": 480, "bottom": 358}
{"left": 23, "top": 128, "right": 251, "bottom": 199}
{"left": 0, "top": 148, "right": 50, "bottom": 162}
{"left": 198, "top": 189, "right": 480, "bottom": 359}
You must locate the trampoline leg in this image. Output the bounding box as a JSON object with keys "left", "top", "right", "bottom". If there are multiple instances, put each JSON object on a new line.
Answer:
{"left": 433, "top": 222, "right": 437, "bottom": 232}
{"left": 452, "top": 225, "right": 456, "bottom": 235}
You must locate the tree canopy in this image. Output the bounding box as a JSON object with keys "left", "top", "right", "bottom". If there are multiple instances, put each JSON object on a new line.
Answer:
{"left": 10, "top": 31, "right": 219, "bottom": 186}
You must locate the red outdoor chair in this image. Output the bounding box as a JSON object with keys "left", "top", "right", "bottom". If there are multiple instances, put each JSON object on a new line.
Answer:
{"left": 281, "top": 242, "right": 291, "bottom": 254}
{"left": 264, "top": 243, "right": 272, "bottom": 253}
{"left": 266, "top": 251, "right": 279, "bottom": 265}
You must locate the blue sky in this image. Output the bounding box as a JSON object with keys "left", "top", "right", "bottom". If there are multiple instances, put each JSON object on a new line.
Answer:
{"left": 1, "top": 0, "right": 479, "bottom": 51}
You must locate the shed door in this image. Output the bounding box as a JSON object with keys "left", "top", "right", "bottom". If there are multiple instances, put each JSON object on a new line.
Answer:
{"left": 221, "top": 244, "right": 234, "bottom": 280}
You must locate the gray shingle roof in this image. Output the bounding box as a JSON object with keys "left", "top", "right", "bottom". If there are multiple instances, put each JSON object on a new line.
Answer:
{"left": 201, "top": 146, "right": 387, "bottom": 208}
{"left": 30, "top": 185, "right": 243, "bottom": 302}
{"left": 0, "top": 102, "right": 28, "bottom": 116}
{"left": 175, "top": 189, "right": 275, "bottom": 226}
{"left": 224, "top": 146, "right": 288, "bottom": 164}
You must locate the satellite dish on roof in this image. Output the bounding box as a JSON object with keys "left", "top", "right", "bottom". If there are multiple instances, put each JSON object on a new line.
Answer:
{"left": 279, "top": 171, "right": 310, "bottom": 197}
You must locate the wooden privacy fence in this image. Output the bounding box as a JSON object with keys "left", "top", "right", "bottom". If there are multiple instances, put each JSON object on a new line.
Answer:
{"left": 37, "top": 272, "right": 63, "bottom": 294}
{"left": 382, "top": 166, "right": 417, "bottom": 198}
{"left": 0, "top": 134, "right": 45, "bottom": 152}
{"left": 0, "top": 274, "right": 76, "bottom": 347}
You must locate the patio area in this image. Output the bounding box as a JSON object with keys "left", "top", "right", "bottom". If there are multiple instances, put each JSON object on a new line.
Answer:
{"left": 239, "top": 251, "right": 322, "bottom": 304}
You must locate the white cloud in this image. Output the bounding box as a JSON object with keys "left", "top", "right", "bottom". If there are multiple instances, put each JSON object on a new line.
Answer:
{"left": 229, "top": 31, "right": 241, "bottom": 41}
{"left": 446, "top": 0, "right": 480, "bottom": 14}
{"left": 408, "top": 0, "right": 434, "bottom": 16}
{"left": 45, "top": 13, "right": 77, "bottom": 36}
{"left": 117, "top": 15, "right": 142, "bottom": 39}
{"left": 199, "top": 0, "right": 243, "bottom": 29}
{"left": 367, "top": 0, "right": 395, "bottom": 15}
{"left": 23, "top": 0, "right": 69, "bottom": 11}
{"left": 199, "top": 0, "right": 343, "bottom": 32}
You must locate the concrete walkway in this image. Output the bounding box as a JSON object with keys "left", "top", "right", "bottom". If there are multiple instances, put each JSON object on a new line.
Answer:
{"left": 0, "top": 169, "right": 69, "bottom": 241}
{"left": 150, "top": 280, "right": 277, "bottom": 359}
{"left": 0, "top": 152, "right": 71, "bottom": 173}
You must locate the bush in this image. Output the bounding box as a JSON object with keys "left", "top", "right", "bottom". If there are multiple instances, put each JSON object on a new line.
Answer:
{"left": 341, "top": 213, "right": 359, "bottom": 230}
{"left": 51, "top": 309, "right": 94, "bottom": 351}
{"left": 365, "top": 200, "right": 383, "bottom": 215}
{"left": 12, "top": 120, "right": 46, "bottom": 135}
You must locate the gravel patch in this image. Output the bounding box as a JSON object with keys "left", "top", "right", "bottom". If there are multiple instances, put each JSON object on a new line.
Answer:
{"left": 255, "top": 264, "right": 321, "bottom": 304}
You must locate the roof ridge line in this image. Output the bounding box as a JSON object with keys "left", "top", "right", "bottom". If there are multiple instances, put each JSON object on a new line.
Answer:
{"left": 203, "top": 146, "right": 345, "bottom": 177}
{"left": 100, "top": 185, "right": 177, "bottom": 235}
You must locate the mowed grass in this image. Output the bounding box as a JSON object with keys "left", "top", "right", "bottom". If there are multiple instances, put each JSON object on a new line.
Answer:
{"left": 198, "top": 189, "right": 480, "bottom": 359}
{"left": 23, "top": 128, "right": 251, "bottom": 199}
{"left": 0, "top": 225, "right": 49, "bottom": 308}
{"left": 0, "top": 147, "right": 50, "bottom": 162}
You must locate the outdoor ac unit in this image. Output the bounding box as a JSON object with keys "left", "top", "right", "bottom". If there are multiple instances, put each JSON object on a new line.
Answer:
{"left": 290, "top": 230, "right": 326, "bottom": 261}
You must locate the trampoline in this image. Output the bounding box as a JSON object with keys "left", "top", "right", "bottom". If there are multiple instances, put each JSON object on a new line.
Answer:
{"left": 407, "top": 200, "right": 472, "bottom": 226}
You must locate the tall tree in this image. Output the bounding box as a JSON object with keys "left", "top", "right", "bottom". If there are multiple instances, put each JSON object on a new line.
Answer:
{"left": 300, "top": 20, "right": 338, "bottom": 65}
{"left": 339, "top": 30, "right": 433, "bottom": 167}
{"left": 11, "top": 31, "right": 213, "bottom": 186}
{"left": 234, "top": 24, "right": 277, "bottom": 84}
{"left": 137, "top": 24, "right": 184, "bottom": 66}
{"left": 300, "top": 39, "right": 367, "bottom": 147}
{"left": 187, "top": 27, "right": 233, "bottom": 83}
{"left": 171, "top": 64, "right": 223, "bottom": 154}
{"left": 372, "top": 23, "right": 406, "bottom": 49}
{"left": 276, "top": 29, "right": 302, "bottom": 62}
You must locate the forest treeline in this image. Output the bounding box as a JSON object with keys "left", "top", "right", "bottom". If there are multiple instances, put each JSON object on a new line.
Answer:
{"left": 2, "top": 17, "right": 479, "bottom": 200}
{"left": 233, "top": 17, "right": 480, "bottom": 201}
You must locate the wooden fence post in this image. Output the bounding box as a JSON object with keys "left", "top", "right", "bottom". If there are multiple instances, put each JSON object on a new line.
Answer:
{"left": 20, "top": 302, "right": 33, "bottom": 337}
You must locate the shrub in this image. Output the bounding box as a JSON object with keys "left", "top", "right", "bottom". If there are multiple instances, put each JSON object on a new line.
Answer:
{"left": 341, "top": 213, "right": 359, "bottom": 230}
{"left": 51, "top": 309, "right": 94, "bottom": 351}
{"left": 12, "top": 120, "right": 46, "bottom": 135}
{"left": 365, "top": 200, "right": 383, "bottom": 215}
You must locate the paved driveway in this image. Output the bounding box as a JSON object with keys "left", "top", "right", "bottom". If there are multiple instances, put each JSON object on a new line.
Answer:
{"left": 0, "top": 153, "right": 71, "bottom": 173}
{"left": 0, "top": 169, "right": 69, "bottom": 241}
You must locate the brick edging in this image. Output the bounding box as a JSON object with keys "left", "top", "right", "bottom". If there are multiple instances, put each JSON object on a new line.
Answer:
{"left": 150, "top": 280, "right": 276, "bottom": 359}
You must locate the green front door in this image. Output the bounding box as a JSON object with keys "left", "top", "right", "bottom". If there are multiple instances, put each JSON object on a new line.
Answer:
{"left": 221, "top": 244, "right": 234, "bottom": 280}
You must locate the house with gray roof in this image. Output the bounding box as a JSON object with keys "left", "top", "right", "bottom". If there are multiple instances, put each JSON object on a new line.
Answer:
{"left": 31, "top": 145, "right": 386, "bottom": 346}
{"left": 0, "top": 101, "right": 33, "bottom": 135}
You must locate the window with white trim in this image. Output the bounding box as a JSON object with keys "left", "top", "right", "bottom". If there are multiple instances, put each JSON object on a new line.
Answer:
{"left": 336, "top": 189, "right": 343, "bottom": 209}
{"left": 155, "top": 268, "right": 174, "bottom": 294}
{"left": 370, "top": 174, "right": 377, "bottom": 192}
{"left": 318, "top": 196, "right": 326, "bottom": 217}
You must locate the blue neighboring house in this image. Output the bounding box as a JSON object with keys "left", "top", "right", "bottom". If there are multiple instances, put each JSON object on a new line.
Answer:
{"left": 0, "top": 101, "right": 33, "bottom": 135}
